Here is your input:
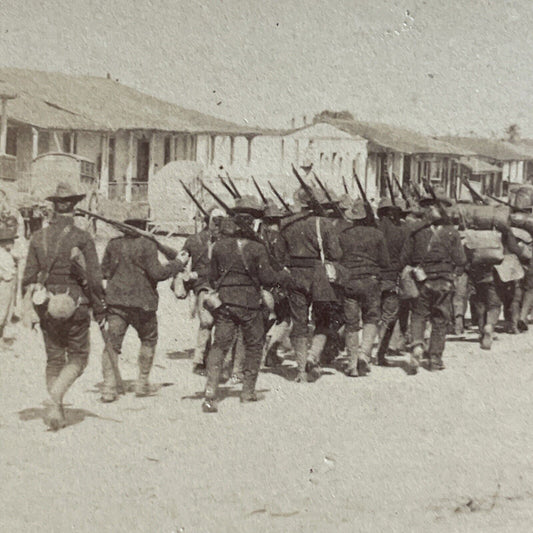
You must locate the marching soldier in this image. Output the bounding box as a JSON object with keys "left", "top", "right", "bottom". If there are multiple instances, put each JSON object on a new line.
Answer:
{"left": 100, "top": 216, "right": 186, "bottom": 402}
{"left": 202, "top": 195, "right": 299, "bottom": 413}
{"left": 376, "top": 197, "right": 408, "bottom": 361}
{"left": 179, "top": 206, "right": 225, "bottom": 375}
{"left": 400, "top": 189, "right": 466, "bottom": 372}
{"left": 22, "top": 182, "right": 106, "bottom": 430}
{"left": 274, "top": 187, "right": 342, "bottom": 382}
{"left": 338, "top": 199, "right": 390, "bottom": 376}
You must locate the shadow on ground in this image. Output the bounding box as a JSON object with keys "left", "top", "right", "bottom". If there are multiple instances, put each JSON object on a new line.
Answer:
{"left": 18, "top": 406, "right": 122, "bottom": 429}
{"left": 181, "top": 387, "right": 270, "bottom": 404}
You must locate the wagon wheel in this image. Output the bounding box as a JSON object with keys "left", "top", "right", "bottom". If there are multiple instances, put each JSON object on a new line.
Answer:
{"left": 86, "top": 192, "right": 99, "bottom": 235}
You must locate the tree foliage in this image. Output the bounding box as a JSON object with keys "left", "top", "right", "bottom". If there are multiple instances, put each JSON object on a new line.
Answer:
{"left": 313, "top": 110, "right": 354, "bottom": 123}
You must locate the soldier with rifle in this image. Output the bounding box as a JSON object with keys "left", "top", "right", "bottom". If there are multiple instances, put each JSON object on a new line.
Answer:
{"left": 98, "top": 214, "right": 187, "bottom": 402}
{"left": 201, "top": 195, "right": 301, "bottom": 413}
{"left": 337, "top": 197, "right": 390, "bottom": 376}
{"left": 274, "top": 166, "right": 342, "bottom": 382}
{"left": 179, "top": 181, "right": 226, "bottom": 375}
{"left": 375, "top": 196, "right": 408, "bottom": 364}
{"left": 22, "top": 182, "right": 107, "bottom": 430}
{"left": 400, "top": 187, "right": 466, "bottom": 373}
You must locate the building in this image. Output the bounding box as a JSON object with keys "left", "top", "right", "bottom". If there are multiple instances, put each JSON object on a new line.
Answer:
{"left": 438, "top": 136, "right": 533, "bottom": 189}
{"left": 323, "top": 118, "right": 473, "bottom": 199}
{"left": 0, "top": 67, "right": 261, "bottom": 202}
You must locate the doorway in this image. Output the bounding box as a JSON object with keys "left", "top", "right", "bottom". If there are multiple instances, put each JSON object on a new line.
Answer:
{"left": 137, "top": 139, "right": 150, "bottom": 182}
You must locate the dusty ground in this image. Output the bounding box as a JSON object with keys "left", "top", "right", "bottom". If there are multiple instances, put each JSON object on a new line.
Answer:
{"left": 2, "top": 235, "right": 533, "bottom": 532}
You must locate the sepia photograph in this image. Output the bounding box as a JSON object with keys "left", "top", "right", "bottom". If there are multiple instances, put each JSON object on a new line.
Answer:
{"left": 1, "top": 0, "right": 533, "bottom": 531}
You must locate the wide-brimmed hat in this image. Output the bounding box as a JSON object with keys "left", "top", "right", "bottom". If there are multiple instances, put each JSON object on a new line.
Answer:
{"left": 233, "top": 194, "right": 264, "bottom": 217}
{"left": 344, "top": 199, "right": 367, "bottom": 221}
{"left": 262, "top": 203, "right": 285, "bottom": 221}
{"left": 419, "top": 186, "right": 452, "bottom": 208}
{"left": 338, "top": 194, "right": 353, "bottom": 211}
{"left": 377, "top": 197, "right": 402, "bottom": 215}
{"left": 46, "top": 181, "right": 86, "bottom": 203}
{"left": 0, "top": 215, "right": 18, "bottom": 241}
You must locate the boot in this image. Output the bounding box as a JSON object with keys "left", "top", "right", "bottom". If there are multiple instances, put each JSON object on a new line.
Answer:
{"left": 429, "top": 354, "right": 445, "bottom": 371}
{"left": 519, "top": 290, "right": 533, "bottom": 329}
{"left": 408, "top": 345, "right": 424, "bottom": 375}
{"left": 344, "top": 331, "right": 360, "bottom": 377}
{"left": 44, "top": 402, "right": 66, "bottom": 431}
{"left": 46, "top": 359, "right": 84, "bottom": 430}
{"left": 480, "top": 324, "right": 494, "bottom": 350}
{"left": 201, "top": 398, "right": 218, "bottom": 413}
{"left": 101, "top": 347, "right": 118, "bottom": 403}
{"left": 292, "top": 336, "right": 308, "bottom": 383}
{"left": 135, "top": 344, "right": 155, "bottom": 397}
{"left": 454, "top": 315, "right": 464, "bottom": 336}
{"left": 306, "top": 333, "right": 326, "bottom": 381}
{"left": 357, "top": 323, "right": 378, "bottom": 376}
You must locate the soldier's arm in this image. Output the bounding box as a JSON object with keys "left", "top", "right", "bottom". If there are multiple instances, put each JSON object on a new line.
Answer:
{"left": 399, "top": 233, "right": 414, "bottom": 268}
{"left": 142, "top": 239, "right": 184, "bottom": 282}
{"left": 324, "top": 220, "right": 342, "bottom": 261}
{"left": 377, "top": 233, "right": 391, "bottom": 270}
{"left": 208, "top": 244, "right": 221, "bottom": 286}
{"left": 101, "top": 240, "right": 118, "bottom": 281}
{"left": 273, "top": 230, "right": 289, "bottom": 267}
{"left": 449, "top": 229, "right": 467, "bottom": 267}
{"left": 22, "top": 237, "right": 40, "bottom": 292}
{"left": 79, "top": 234, "right": 106, "bottom": 302}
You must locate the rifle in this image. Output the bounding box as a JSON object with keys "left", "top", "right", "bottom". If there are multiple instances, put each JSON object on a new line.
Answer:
{"left": 251, "top": 176, "right": 268, "bottom": 205}
{"left": 411, "top": 182, "right": 423, "bottom": 201}
{"left": 268, "top": 181, "right": 293, "bottom": 214}
{"left": 384, "top": 171, "right": 396, "bottom": 206}
{"left": 200, "top": 179, "right": 284, "bottom": 269}
{"left": 180, "top": 180, "right": 210, "bottom": 219}
{"left": 291, "top": 164, "right": 326, "bottom": 216}
{"left": 459, "top": 174, "right": 487, "bottom": 205}
{"left": 342, "top": 176, "right": 349, "bottom": 194}
{"left": 392, "top": 173, "right": 411, "bottom": 206}
{"left": 424, "top": 180, "right": 452, "bottom": 224}
{"left": 487, "top": 194, "right": 530, "bottom": 213}
{"left": 218, "top": 174, "right": 239, "bottom": 199}
{"left": 224, "top": 170, "right": 241, "bottom": 198}
{"left": 75, "top": 208, "right": 178, "bottom": 260}
{"left": 352, "top": 169, "right": 376, "bottom": 225}
{"left": 312, "top": 172, "right": 346, "bottom": 219}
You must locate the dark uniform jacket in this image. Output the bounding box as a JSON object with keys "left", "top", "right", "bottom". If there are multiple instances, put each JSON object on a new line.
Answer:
{"left": 182, "top": 229, "right": 212, "bottom": 293}
{"left": 337, "top": 221, "right": 390, "bottom": 279}
{"left": 275, "top": 212, "right": 342, "bottom": 268}
{"left": 210, "top": 237, "right": 295, "bottom": 310}
{"left": 102, "top": 235, "right": 182, "bottom": 312}
{"left": 378, "top": 218, "right": 408, "bottom": 280}
{"left": 400, "top": 223, "right": 466, "bottom": 281}
{"left": 23, "top": 215, "right": 105, "bottom": 313}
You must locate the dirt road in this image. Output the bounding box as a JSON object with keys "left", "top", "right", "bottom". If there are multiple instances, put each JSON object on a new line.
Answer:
{"left": 2, "top": 279, "right": 533, "bottom": 532}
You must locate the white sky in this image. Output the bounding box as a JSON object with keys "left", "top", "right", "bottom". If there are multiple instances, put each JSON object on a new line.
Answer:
{"left": 1, "top": 0, "right": 532, "bottom": 136}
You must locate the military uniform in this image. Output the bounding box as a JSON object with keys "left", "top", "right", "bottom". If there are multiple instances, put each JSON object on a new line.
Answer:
{"left": 203, "top": 196, "right": 298, "bottom": 412}
{"left": 101, "top": 231, "right": 184, "bottom": 400}
{"left": 377, "top": 200, "right": 409, "bottom": 355}
{"left": 338, "top": 200, "right": 390, "bottom": 376}
{"left": 182, "top": 227, "right": 215, "bottom": 372}
{"left": 23, "top": 183, "right": 105, "bottom": 429}
{"left": 400, "top": 215, "right": 466, "bottom": 371}
{"left": 275, "top": 205, "right": 342, "bottom": 381}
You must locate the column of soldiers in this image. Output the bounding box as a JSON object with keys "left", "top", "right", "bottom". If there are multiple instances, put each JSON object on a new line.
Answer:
{"left": 16, "top": 173, "right": 533, "bottom": 428}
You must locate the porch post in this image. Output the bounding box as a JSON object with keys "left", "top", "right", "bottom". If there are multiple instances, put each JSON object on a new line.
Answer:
{"left": 99, "top": 132, "right": 110, "bottom": 197}
{"left": 31, "top": 128, "right": 39, "bottom": 160}
{"left": 0, "top": 93, "right": 16, "bottom": 155}
{"left": 126, "top": 131, "right": 134, "bottom": 202}
{"left": 148, "top": 132, "right": 156, "bottom": 181}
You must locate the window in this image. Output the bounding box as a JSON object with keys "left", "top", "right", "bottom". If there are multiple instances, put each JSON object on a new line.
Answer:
{"left": 6, "top": 127, "right": 17, "bottom": 156}
{"left": 38, "top": 131, "right": 50, "bottom": 155}
{"left": 164, "top": 136, "right": 171, "bottom": 165}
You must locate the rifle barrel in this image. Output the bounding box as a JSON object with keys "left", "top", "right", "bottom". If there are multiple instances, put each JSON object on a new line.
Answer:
{"left": 251, "top": 176, "right": 268, "bottom": 205}
{"left": 268, "top": 181, "right": 293, "bottom": 214}
{"left": 180, "top": 180, "right": 209, "bottom": 219}
{"left": 291, "top": 164, "right": 326, "bottom": 216}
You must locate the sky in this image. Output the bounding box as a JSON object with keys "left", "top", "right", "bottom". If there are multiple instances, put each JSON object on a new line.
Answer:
{"left": 1, "top": 0, "right": 532, "bottom": 137}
